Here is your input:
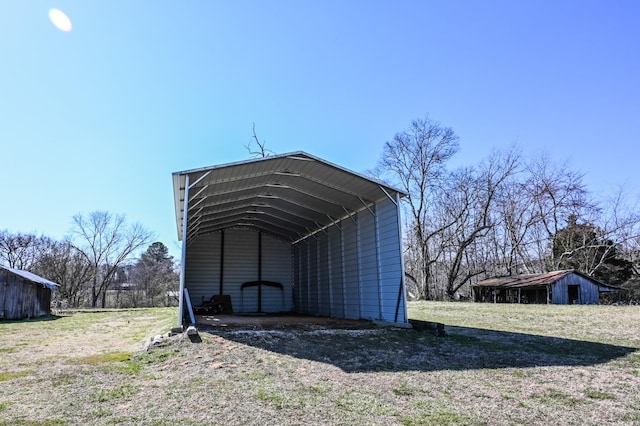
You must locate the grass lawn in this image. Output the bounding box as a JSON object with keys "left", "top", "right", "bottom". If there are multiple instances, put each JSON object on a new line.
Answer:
{"left": 0, "top": 302, "right": 639, "bottom": 425}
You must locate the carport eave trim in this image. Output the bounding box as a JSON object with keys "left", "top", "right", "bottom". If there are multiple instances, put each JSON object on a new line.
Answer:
{"left": 172, "top": 151, "right": 407, "bottom": 242}
{"left": 178, "top": 174, "right": 190, "bottom": 327}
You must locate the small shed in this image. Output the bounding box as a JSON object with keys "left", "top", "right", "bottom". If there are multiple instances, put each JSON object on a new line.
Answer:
{"left": 172, "top": 152, "right": 409, "bottom": 326}
{"left": 0, "top": 266, "right": 58, "bottom": 320}
{"left": 472, "top": 270, "right": 620, "bottom": 305}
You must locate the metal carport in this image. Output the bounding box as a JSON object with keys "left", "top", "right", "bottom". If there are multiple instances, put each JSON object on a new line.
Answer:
{"left": 172, "top": 151, "right": 408, "bottom": 326}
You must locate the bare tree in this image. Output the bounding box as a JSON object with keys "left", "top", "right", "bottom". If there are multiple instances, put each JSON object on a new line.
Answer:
{"left": 379, "top": 117, "right": 640, "bottom": 300}
{"left": 377, "top": 115, "right": 459, "bottom": 299}
{"left": 70, "top": 211, "right": 152, "bottom": 308}
{"left": 33, "top": 239, "right": 93, "bottom": 308}
{"left": 0, "top": 231, "right": 54, "bottom": 270}
{"left": 492, "top": 175, "right": 543, "bottom": 275}
{"left": 551, "top": 186, "right": 640, "bottom": 284}
{"left": 245, "top": 123, "right": 274, "bottom": 158}
{"left": 439, "top": 148, "right": 520, "bottom": 298}
{"left": 526, "top": 154, "right": 594, "bottom": 271}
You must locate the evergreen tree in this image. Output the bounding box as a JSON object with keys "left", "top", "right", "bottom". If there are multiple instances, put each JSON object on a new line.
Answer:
{"left": 553, "top": 215, "right": 633, "bottom": 285}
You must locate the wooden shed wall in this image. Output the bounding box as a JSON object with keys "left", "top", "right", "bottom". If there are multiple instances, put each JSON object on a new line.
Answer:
{"left": 551, "top": 273, "right": 601, "bottom": 305}
{"left": 0, "top": 270, "right": 53, "bottom": 320}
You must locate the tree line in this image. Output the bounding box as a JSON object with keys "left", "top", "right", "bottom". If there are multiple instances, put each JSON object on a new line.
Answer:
{"left": 5, "top": 119, "right": 638, "bottom": 307}
{"left": 0, "top": 211, "right": 179, "bottom": 309}
{"left": 375, "top": 116, "right": 640, "bottom": 301}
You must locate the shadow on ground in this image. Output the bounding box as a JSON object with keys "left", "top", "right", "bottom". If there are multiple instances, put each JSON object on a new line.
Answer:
{"left": 0, "top": 314, "right": 61, "bottom": 324}
{"left": 200, "top": 321, "right": 637, "bottom": 373}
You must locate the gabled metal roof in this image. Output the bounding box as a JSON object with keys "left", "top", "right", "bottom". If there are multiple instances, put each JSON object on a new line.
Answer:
{"left": 473, "top": 269, "right": 621, "bottom": 291}
{"left": 1, "top": 265, "right": 59, "bottom": 290}
{"left": 172, "top": 151, "right": 406, "bottom": 243}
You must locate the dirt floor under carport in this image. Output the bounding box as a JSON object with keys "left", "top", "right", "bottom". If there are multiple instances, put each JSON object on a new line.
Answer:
{"left": 194, "top": 314, "right": 383, "bottom": 331}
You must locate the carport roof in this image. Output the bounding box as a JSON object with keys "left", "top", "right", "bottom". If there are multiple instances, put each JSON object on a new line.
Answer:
{"left": 172, "top": 151, "right": 406, "bottom": 242}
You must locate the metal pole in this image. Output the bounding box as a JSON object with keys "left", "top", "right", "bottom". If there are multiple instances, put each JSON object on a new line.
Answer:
{"left": 178, "top": 174, "right": 190, "bottom": 327}
{"left": 219, "top": 230, "right": 225, "bottom": 295}
{"left": 258, "top": 231, "right": 262, "bottom": 313}
{"left": 395, "top": 192, "right": 409, "bottom": 324}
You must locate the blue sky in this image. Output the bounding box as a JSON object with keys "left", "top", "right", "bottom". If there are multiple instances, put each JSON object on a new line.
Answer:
{"left": 2, "top": 1, "right": 639, "bottom": 259}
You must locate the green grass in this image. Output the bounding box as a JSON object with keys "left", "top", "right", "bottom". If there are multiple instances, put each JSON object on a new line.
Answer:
{"left": 334, "top": 390, "right": 398, "bottom": 416}
{"left": 392, "top": 381, "right": 422, "bottom": 396}
{"left": 0, "top": 420, "right": 68, "bottom": 426}
{"left": 88, "top": 408, "right": 112, "bottom": 418}
{"left": 69, "top": 351, "right": 133, "bottom": 365}
{"left": 622, "top": 412, "right": 640, "bottom": 422}
{"left": 256, "top": 389, "right": 296, "bottom": 409}
{"left": 51, "top": 373, "right": 76, "bottom": 388}
{"left": 91, "top": 383, "right": 139, "bottom": 403}
{"left": 531, "top": 388, "right": 583, "bottom": 407}
{"left": 410, "top": 301, "right": 640, "bottom": 346}
{"left": 584, "top": 388, "right": 617, "bottom": 400}
{"left": 400, "top": 411, "right": 479, "bottom": 426}
{"left": 0, "top": 370, "right": 32, "bottom": 382}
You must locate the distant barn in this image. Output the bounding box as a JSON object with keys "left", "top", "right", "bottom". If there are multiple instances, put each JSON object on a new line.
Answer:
{"left": 472, "top": 270, "right": 620, "bottom": 305}
{"left": 0, "top": 266, "right": 58, "bottom": 320}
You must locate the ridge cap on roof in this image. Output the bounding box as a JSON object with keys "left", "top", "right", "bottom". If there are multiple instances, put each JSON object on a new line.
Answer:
{"left": 171, "top": 150, "right": 309, "bottom": 176}
{"left": 171, "top": 150, "right": 407, "bottom": 196}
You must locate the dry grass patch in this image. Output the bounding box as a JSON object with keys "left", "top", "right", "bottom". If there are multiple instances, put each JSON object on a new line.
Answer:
{"left": 1, "top": 303, "right": 639, "bottom": 425}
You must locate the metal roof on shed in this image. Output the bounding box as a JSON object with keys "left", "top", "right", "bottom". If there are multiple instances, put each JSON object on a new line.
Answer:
{"left": 172, "top": 151, "right": 406, "bottom": 242}
{"left": 0, "top": 265, "right": 59, "bottom": 290}
{"left": 473, "top": 269, "right": 621, "bottom": 291}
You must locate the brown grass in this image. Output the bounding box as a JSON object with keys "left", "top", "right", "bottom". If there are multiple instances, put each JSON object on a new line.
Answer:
{"left": 0, "top": 303, "right": 639, "bottom": 425}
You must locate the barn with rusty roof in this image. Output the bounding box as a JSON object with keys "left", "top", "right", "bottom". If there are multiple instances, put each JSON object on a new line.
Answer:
{"left": 472, "top": 270, "right": 621, "bottom": 305}
{"left": 172, "top": 152, "right": 409, "bottom": 326}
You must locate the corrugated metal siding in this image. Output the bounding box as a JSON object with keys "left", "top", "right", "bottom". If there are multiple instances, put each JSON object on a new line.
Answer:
{"left": 317, "top": 234, "right": 331, "bottom": 316}
{"left": 357, "top": 208, "right": 380, "bottom": 320}
{"left": 185, "top": 233, "right": 220, "bottom": 306}
{"left": 291, "top": 199, "right": 406, "bottom": 322}
{"left": 0, "top": 271, "right": 5, "bottom": 318}
{"left": 185, "top": 229, "right": 293, "bottom": 313}
{"left": 304, "top": 242, "right": 312, "bottom": 313}
{"left": 552, "top": 273, "right": 600, "bottom": 305}
{"left": 342, "top": 217, "right": 361, "bottom": 319}
{"left": 226, "top": 229, "right": 257, "bottom": 313}
{"left": 295, "top": 243, "right": 309, "bottom": 314}
{"left": 329, "top": 224, "right": 345, "bottom": 318}
{"left": 261, "top": 235, "right": 293, "bottom": 312}
{"left": 212, "top": 197, "right": 407, "bottom": 323}
{"left": 292, "top": 246, "right": 301, "bottom": 313}
{"left": 307, "top": 238, "right": 319, "bottom": 314}
{"left": 376, "top": 197, "right": 405, "bottom": 322}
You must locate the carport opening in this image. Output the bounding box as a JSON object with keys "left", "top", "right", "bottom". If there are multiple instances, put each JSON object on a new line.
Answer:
{"left": 174, "top": 152, "right": 409, "bottom": 327}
